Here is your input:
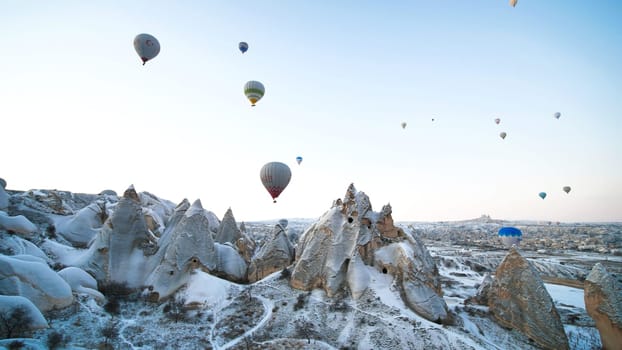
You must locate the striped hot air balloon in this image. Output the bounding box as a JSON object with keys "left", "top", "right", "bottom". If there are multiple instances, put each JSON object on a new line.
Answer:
{"left": 498, "top": 227, "right": 522, "bottom": 248}
{"left": 133, "top": 33, "right": 160, "bottom": 65}
{"left": 244, "top": 81, "right": 265, "bottom": 106}
{"left": 260, "top": 162, "right": 291, "bottom": 203}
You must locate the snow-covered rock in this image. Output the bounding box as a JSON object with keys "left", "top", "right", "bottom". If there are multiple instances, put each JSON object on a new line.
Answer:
{"left": 0, "top": 254, "right": 73, "bottom": 312}
{"left": 290, "top": 184, "right": 449, "bottom": 322}
{"left": 584, "top": 263, "right": 622, "bottom": 350}
{"left": 488, "top": 247, "right": 569, "bottom": 350}
{"left": 0, "top": 234, "right": 49, "bottom": 262}
{"left": 58, "top": 267, "right": 104, "bottom": 302}
{"left": 0, "top": 178, "right": 8, "bottom": 210}
{"left": 55, "top": 201, "right": 107, "bottom": 246}
{"left": 0, "top": 295, "right": 48, "bottom": 330}
{"left": 80, "top": 185, "right": 156, "bottom": 286}
{"left": 0, "top": 211, "right": 38, "bottom": 236}
{"left": 215, "top": 208, "right": 255, "bottom": 263}
{"left": 247, "top": 223, "right": 294, "bottom": 283}
{"left": 145, "top": 199, "right": 246, "bottom": 301}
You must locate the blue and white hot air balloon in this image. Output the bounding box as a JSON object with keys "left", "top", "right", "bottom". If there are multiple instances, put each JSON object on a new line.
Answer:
{"left": 296, "top": 156, "right": 303, "bottom": 165}
{"left": 498, "top": 227, "right": 522, "bottom": 248}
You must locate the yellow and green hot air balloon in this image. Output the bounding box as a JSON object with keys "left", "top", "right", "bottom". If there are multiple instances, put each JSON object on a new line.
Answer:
{"left": 244, "top": 81, "right": 265, "bottom": 107}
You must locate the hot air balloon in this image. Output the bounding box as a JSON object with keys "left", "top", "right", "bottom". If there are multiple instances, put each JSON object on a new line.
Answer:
{"left": 296, "top": 156, "right": 303, "bottom": 165}
{"left": 509, "top": 0, "right": 517, "bottom": 7}
{"left": 431, "top": 118, "right": 435, "bottom": 122}
{"left": 239, "top": 42, "right": 248, "bottom": 54}
{"left": 494, "top": 118, "right": 501, "bottom": 125}
{"left": 498, "top": 227, "right": 522, "bottom": 248}
{"left": 499, "top": 132, "right": 507, "bottom": 139}
{"left": 133, "top": 33, "right": 160, "bottom": 65}
{"left": 401, "top": 122, "right": 407, "bottom": 129}
{"left": 260, "top": 162, "right": 291, "bottom": 203}
{"left": 563, "top": 186, "right": 571, "bottom": 194}
{"left": 554, "top": 112, "right": 561, "bottom": 119}
{"left": 539, "top": 192, "right": 547, "bottom": 200}
{"left": 244, "top": 81, "right": 265, "bottom": 106}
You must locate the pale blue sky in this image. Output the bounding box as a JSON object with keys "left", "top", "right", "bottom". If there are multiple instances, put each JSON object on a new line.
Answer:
{"left": 1, "top": 1, "right": 621, "bottom": 222}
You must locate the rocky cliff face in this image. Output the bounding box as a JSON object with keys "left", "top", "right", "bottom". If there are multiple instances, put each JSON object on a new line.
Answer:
{"left": 247, "top": 223, "right": 294, "bottom": 283}
{"left": 488, "top": 247, "right": 569, "bottom": 350}
{"left": 290, "top": 184, "right": 449, "bottom": 323}
{"left": 584, "top": 263, "right": 622, "bottom": 350}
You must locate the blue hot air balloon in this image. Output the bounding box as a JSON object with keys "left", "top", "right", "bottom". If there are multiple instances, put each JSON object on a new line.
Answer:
{"left": 239, "top": 42, "right": 248, "bottom": 54}
{"left": 539, "top": 192, "right": 547, "bottom": 200}
{"left": 296, "top": 156, "right": 303, "bottom": 165}
{"left": 498, "top": 227, "right": 522, "bottom": 248}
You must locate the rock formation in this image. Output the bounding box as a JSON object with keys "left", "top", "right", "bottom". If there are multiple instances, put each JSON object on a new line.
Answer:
{"left": 56, "top": 201, "right": 107, "bottom": 246}
{"left": 58, "top": 266, "right": 105, "bottom": 302}
{"left": 290, "top": 184, "right": 449, "bottom": 323}
{"left": 145, "top": 199, "right": 247, "bottom": 300}
{"left": 0, "top": 295, "right": 49, "bottom": 331}
{"left": 215, "top": 208, "right": 255, "bottom": 262}
{"left": 81, "top": 185, "right": 157, "bottom": 286}
{"left": 584, "top": 263, "right": 622, "bottom": 350}
{"left": 0, "top": 254, "right": 73, "bottom": 312}
{"left": 247, "top": 223, "right": 294, "bottom": 283}
{"left": 0, "top": 178, "right": 8, "bottom": 210}
{"left": 488, "top": 247, "right": 569, "bottom": 350}
{"left": 467, "top": 272, "right": 493, "bottom": 306}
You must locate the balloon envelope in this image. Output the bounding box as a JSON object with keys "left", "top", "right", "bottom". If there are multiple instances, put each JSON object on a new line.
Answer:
{"left": 260, "top": 162, "right": 291, "bottom": 203}
{"left": 498, "top": 227, "right": 522, "bottom": 247}
{"left": 539, "top": 192, "right": 547, "bottom": 199}
{"left": 494, "top": 118, "right": 501, "bottom": 125}
{"left": 509, "top": 0, "right": 517, "bottom": 7}
{"left": 499, "top": 132, "right": 507, "bottom": 139}
{"left": 133, "top": 33, "right": 160, "bottom": 65}
{"left": 563, "top": 186, "right": 571, "bottom": 194}
{"left": 296, "top": 156, "right": 303, "bottom": 165}
{"left": 554, "top": 112, "right": 561, "bottom": 119}
{"left": 239, "top": 41, "right": 248, "bottom": 53}
{"left": 244, "top": 81, "right": 265, "bottom": 106}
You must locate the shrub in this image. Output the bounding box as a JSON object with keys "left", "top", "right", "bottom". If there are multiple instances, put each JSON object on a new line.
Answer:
{"left": 279, "top": 267, "right": 291, "bottom": 280}
{"left": 103, "top": 298, "right": 121, "bottom": 316}
{"left": 47, "top": 330, "right": 70, "bottom": 349}
{"left": 164, "top": 298, "right": 187, "bottom": 323}
{"left": 99, "top": 281, "right": 134, "bottom": 299}
{"left": 293, "top": 293, "right": 307, "bottom": 311}
{"left": 8, "top": 340, "right": 24, "bottom": 350}
{"left": 0, "top": 306, "right": 33, "bottom": 339}
{"left": 100, "top": 320, "right": 119, "bottom": 347}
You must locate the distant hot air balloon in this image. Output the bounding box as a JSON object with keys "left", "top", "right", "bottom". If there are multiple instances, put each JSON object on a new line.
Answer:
{"left": 133, "top": 33, "right": 160, "bottom": 65}
{"left": 498, "top": 227, "right": 522, "bottom": 248}
{"left": 509, "top": 0, "right": 517, "bottom": 7}
{"left": 401, "top": 122, "right": 407, "bottom": 129}
{"left": 239, "top": 41, "right": 248, "bottom": 54}
{"left": 244, "top": 81, "right": 265, "bottom": 106}
{"left": 539, "top": 192, "right": 547, "bottom": 200}
{"left": 554, "top": 112, "right": 561, "bottom": 119}
{"left": 563, "top": 186, "right": 571, "bottom": 194}
{"left": 260, "top": 162, "right": 291, "bottom": 203}
{"left": 296, "top": 156, "right": 303, "bottom": 165}
{"left": 431, "top": 118, "right": 435, "bottom": 122}
{"left": 494, "top": 118, "right": 501, "bottom": 125}
{"left": 499, "top": 132, "right": 507, "bottom": 140}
